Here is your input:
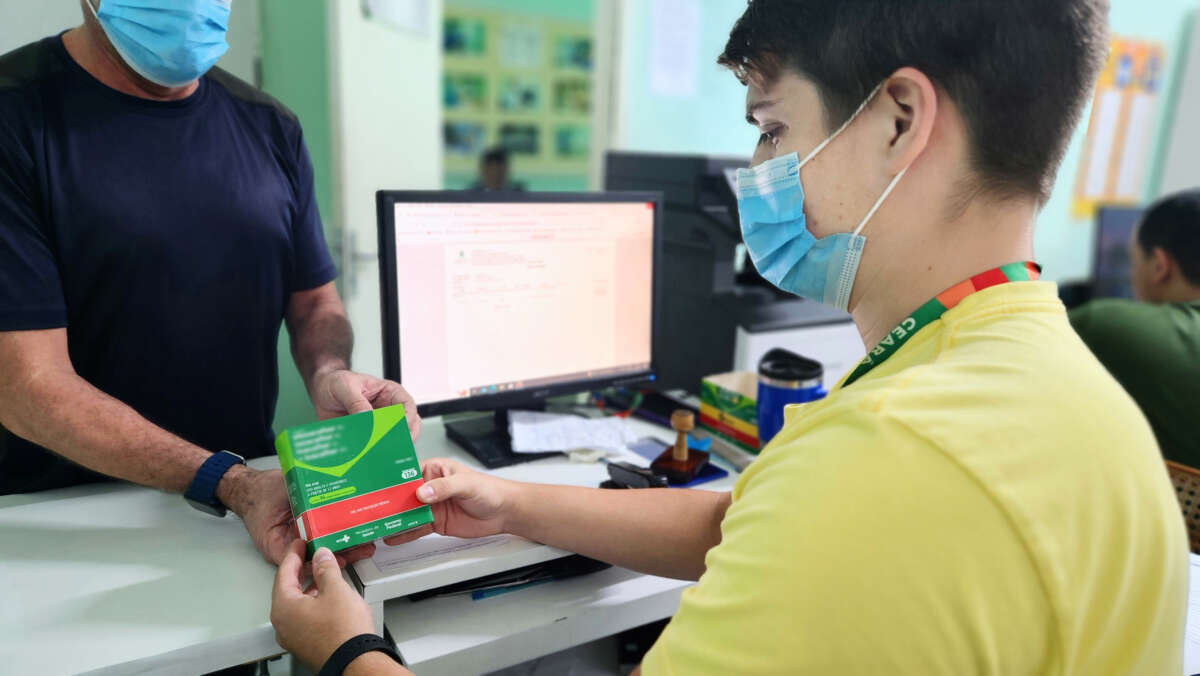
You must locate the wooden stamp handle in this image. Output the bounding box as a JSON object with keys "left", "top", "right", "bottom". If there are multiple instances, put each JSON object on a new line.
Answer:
{"left": 670, "top": 410, "right": 695, "bottom": 462}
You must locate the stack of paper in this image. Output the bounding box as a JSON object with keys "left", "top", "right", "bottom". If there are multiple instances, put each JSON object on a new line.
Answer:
{"left": 508, "top": 411, "right": 637, "bottom": 454}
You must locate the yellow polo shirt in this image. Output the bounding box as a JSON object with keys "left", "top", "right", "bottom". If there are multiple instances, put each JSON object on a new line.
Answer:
{"left": 642, "top": 282, "right": 1186, "bottom": 674}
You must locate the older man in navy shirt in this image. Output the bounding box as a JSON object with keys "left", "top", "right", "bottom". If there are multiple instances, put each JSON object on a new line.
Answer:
{"left": 0, "top": 0, "right": 416, "bottom": 567}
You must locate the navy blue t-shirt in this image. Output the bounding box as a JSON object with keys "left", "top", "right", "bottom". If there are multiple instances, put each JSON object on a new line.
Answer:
{"left": 0, "top": 37, "right": 336, "bottom": 493}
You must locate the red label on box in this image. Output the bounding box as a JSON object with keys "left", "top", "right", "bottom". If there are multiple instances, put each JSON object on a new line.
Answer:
{"left": 699, "top": 412, "right": 759, "bottom": 449}
{"left": 299, "top": 479, "right": 426, "bottom": 541}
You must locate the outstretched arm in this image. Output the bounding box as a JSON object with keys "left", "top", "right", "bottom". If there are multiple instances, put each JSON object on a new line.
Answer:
{"left": 386, "top": 458, "right": 732, "bottom": 581}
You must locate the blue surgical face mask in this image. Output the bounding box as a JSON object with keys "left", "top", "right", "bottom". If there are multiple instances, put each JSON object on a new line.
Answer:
{"left": 735, "top": 83, "right": 908, "bottom": 311}
{"left": 87, "top": 0, "right": 231, "bottom": 88}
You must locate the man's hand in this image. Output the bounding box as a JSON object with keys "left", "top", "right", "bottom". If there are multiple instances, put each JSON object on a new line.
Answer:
{"left": 223, "top": 467, "right": 295, "bottom": 565}
{"left": 285, "top": 283, "right": 420, "bottom": 436}
{"left": 310, "top": 368, "right": 421, "bottom": 439}
{"left": 219, "top": 466, "right": 375, "bottom": 566}
{"left": 382, "top": 458, "right": 518, "bottom": 546}
{"left": 271, "top": 540, "right": 376, "bottom": 671}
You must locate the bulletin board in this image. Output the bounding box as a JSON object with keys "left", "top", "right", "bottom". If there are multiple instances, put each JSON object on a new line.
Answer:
{"left": 441, "top": 8, "right": 593, "bottom": 190}
{"left": 1071, "top": 37, "right": 1167, "bottom": 219}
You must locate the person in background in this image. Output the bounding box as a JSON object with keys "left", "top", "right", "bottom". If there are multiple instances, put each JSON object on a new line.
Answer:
{"left": 468, "top": 146, "right": 525, "bottom": 191}
{"left": 272, "top": 0, "right": 1187, "bottom": 673}
{"left": 1070, "top": 190, "right": 1200, "bottom": 466}
{"left": 0, "top": 0, "right": 419, "bottom": 567}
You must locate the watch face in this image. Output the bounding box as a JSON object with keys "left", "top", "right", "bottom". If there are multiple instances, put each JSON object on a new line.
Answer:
{"left": 185, "top": 496, "right": 227, "bottom": 518}
{"left": 221, "top": 450, "right": 246, "bottom": 464}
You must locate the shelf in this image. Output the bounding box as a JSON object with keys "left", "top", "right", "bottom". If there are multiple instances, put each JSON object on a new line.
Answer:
{"left": 386, "top": 566, "right": 690, "bottom": 676}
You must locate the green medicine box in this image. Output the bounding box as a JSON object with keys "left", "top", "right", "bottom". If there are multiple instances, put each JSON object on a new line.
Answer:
{"left": 275, "top": 404, "right": 433, "bottom": 556}
{"left": 699, "top": 371, "right": 761, "bottom": 453}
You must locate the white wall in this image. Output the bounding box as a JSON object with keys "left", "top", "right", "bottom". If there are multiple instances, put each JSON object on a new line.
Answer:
{"left": 327, "top": 0, "right": 443, "bottom": 379}
{"left": 611, "top": 0, "right": 755, "bottom": 157}
{"left": 1160, "top": 14, "right": 1200, "bottom": 195}
{"left": 0, "top": 1, "right": 81, "bottom": 54}
{"left": 0, "top": 0, "right": 259, "bottom": 85}
{"left": 221, "top": 0, "right": 260, "bottom": 84}
{"left": 1035, "top": 0, "right": 1199, "bottom": 282}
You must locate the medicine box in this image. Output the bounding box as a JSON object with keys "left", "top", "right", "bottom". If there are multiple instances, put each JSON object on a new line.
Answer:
{"left": 275, "top": 404, "right": 433, "bottom": 556}
{"left": 699, "top": 371, "right": 760, "bottom": 453}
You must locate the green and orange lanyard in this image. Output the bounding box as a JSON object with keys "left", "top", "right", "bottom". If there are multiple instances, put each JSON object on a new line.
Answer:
{"left": 841, "top": 261, "right": 1042, "bottom": 388}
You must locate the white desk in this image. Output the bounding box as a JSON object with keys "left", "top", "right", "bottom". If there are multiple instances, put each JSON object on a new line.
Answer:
{"left": 355, "top": 414, "right": 737, "bottom": 603}
{"left": 371, "top": 414, "right": 738, "bottom": 673}
{"left": 0, "top": 458, "right": 297, "bottom": 675}
{"left": 9, "top": 417, "right": 1196, "bottom": 675}
{"left": 0, "top": 415, "right": 735, "bottom": 675}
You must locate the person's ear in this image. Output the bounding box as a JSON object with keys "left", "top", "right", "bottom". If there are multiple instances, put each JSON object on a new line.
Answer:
{"left": 1151, "top": 247, "right": 1174, "bottom": 284}
{"left": 879, "top": 67, "right": 937, "bottom": 174}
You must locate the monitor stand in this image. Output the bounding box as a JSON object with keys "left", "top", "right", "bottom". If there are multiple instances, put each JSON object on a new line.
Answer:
{"left": 444, "top": 408, "right": 560, "bottom": 469}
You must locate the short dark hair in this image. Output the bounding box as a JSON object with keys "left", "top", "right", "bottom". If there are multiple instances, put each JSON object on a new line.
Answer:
{"left": 1138, "top": 190, "right": 1200, "bottom": 285}
{"left": 718, "top": 0, "right": 1110, "bottom": 203}
{"left": 481, "top": 147, "right": 509, "bottom": 166}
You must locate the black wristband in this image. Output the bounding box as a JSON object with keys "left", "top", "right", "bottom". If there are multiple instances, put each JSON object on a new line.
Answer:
{"left": 317, "top": 634, "right": 402, "bottom": 676}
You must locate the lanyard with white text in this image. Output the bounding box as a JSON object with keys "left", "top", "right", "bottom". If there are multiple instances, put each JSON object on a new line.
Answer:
{"left": 841, "top": 261, "right": 1041, "bottom": 388}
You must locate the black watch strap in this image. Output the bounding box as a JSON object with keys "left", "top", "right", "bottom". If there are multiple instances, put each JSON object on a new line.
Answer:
{"left": 317, "top": 634, "right": 402, "bottom": 676}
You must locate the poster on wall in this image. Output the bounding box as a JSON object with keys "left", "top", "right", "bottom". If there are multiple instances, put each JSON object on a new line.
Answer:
{"left": 497, "top": 76, "right": 541, "bottom": 112}
{"left": 444, "top": 16, "right": 487, "bottom": 56}
{"left": 1071, "top": 37, "right": 1167, "bottom": 219}
{"left": 649, "top": 0, "right": 701, "bottom": 97}
{"left": 556, "top": 37, "right": 592, "bottom": 70}
{"left": 499, "top": 24, "right": 543, "bottom": 68}
{"left": 440, "top": 4, "right": 594, "bottom": 190}
{"left": 444, "top": 73, "right": 487, "bottom": 111}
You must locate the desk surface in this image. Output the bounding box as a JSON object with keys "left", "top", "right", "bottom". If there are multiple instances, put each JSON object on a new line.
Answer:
{"left": 0, "top": 414, "right": 738, "bottom": 675}
{"left": 354, "top": 414, "right": 739, "bottom": 604}
{"left": 8, "top": 417, "right": 1197, "bottom": 675}
{"left": 0, "top": 458, "right": 284, "bottom": 676}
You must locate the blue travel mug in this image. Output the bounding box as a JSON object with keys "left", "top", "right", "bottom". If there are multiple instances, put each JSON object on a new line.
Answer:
{"left": 757, "top": 348, "right": 826, "bottom": 447}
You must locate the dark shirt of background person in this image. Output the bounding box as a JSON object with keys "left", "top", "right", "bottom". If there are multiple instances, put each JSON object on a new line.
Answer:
{"left": 1070, "top": 190, "right": 1200, "bottom": 467}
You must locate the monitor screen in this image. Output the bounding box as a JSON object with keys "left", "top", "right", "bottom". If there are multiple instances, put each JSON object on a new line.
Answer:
{"left": 385, "top": 197, "right": 656, "bottom": 411}
{"left": 1094, "top": 206, "right": 1142, "bottom": 299}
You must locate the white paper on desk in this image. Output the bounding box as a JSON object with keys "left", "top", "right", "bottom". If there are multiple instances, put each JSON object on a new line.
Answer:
{"left": 1185, "top": 553, "right": 1200, "bottom": 674}
{"left": 508, "top": 411, "right": 638, "bottom": 453}
{"left": 373, "top": 534, "right": 512, "bottom": 573}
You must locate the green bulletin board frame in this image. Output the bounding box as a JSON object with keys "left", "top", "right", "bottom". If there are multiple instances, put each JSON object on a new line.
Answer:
{"left": 442, "top": 8, "right": 593, "bottom": 190}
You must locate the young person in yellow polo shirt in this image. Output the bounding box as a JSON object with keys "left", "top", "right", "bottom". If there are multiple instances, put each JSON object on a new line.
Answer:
{"left": 268, "top": 0, "right": 1187, "bottom": 673}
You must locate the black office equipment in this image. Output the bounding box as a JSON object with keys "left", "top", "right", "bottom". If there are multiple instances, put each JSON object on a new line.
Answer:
{"left": 1093, "top": 206, "right": 1142, "bottom": 300}
{"left": 406, "top": 554, "right": 611, "bottom": 602}
{"left": 605, "top": 151, "right": 784, "bottom": 391}
{"left": 377, "top": 191, "right": 663, "bottom": 468}
{"left": 602, "top": 390, "right": 699, "bottom": 429}
{"left": 601, "top": 461, "right": 669, "bottom": 489}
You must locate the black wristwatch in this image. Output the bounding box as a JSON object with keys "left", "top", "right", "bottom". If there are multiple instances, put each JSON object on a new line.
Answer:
{"left": 184, "top": 450, "right": 245, "bottom": 517}
{"left": 318, "top": 634, "right": 403, "bottom": 676}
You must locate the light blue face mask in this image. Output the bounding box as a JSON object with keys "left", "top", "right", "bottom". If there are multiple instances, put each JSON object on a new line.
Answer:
{"left": 735, "top": 84, "right": 908, "bottom": 311}
{"left": 87, "top": 0, "right": 231, "bottom": 88}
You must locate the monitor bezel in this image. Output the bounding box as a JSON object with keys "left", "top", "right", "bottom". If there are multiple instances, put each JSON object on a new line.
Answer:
{"left": 1092, "top": 204, "right": 1142, "bottom": 297}
{"left": 376, "top": 190, "right": 664, "bottom": 418}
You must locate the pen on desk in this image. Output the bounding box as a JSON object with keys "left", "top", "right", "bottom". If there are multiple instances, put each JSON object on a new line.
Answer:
{"left": 471, "top": 578, "right": 554, "bottom": 601}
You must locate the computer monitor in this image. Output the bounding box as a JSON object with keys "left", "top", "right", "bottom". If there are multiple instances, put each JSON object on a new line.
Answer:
{"left": 1094, "top": 206, "right": 1142, "bottom": 299}
{"left": 377, "top": 191, "right": 662, "bottom": 467}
